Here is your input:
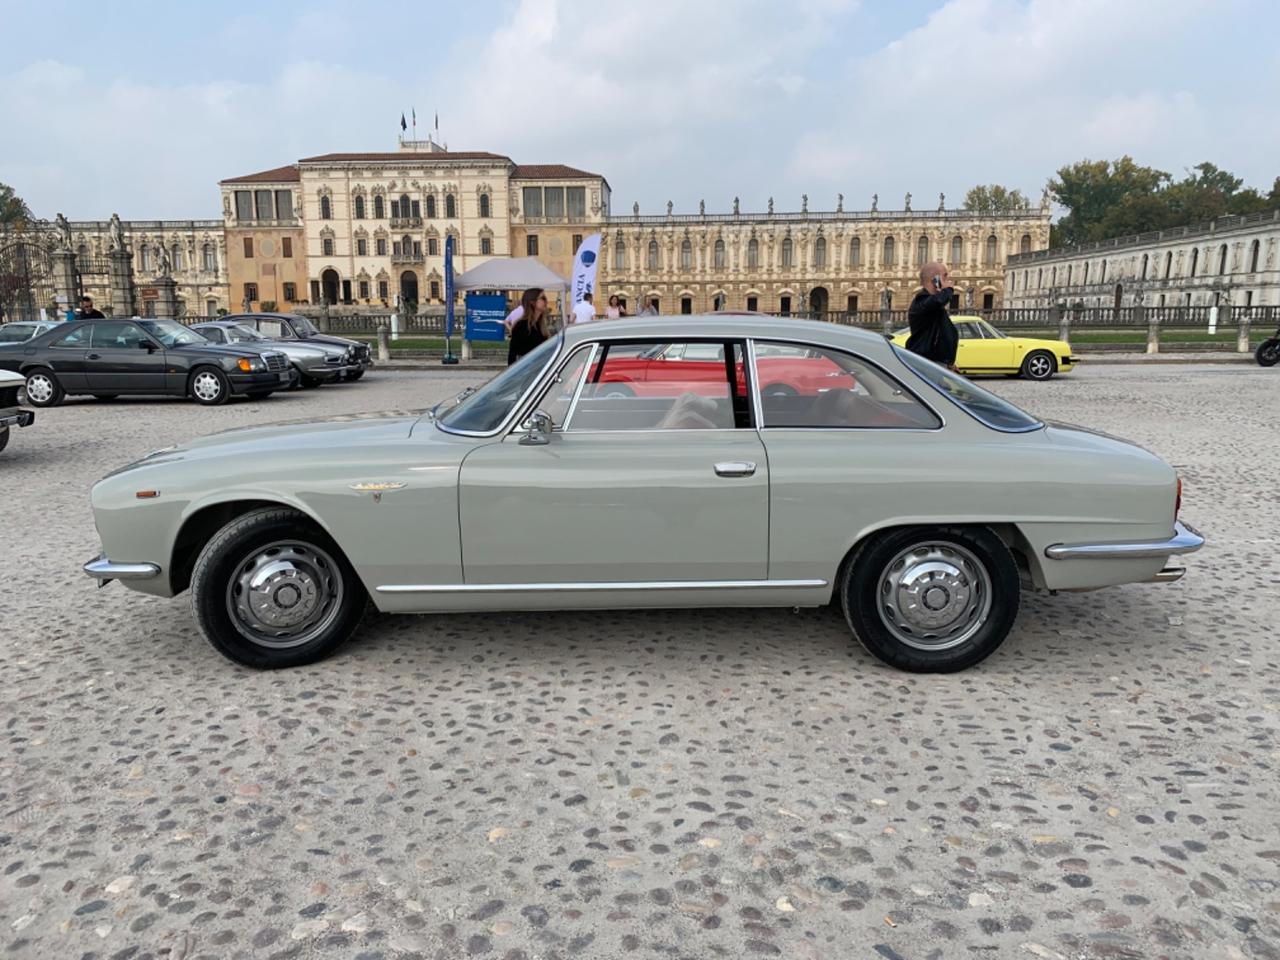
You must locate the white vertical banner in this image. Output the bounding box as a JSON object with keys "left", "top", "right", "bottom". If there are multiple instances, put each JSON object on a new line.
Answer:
{"left": 569, "top": 233, "right": 602, "bottom": 313}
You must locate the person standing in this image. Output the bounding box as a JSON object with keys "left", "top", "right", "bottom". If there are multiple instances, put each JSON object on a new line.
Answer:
{"left": 905, "top": 261, "right": 958, "bottom": 369}
{"left": 507, "top": 287, "right": 550, "bottom": 365}
{"left": 572, "top": 292, "right": 596, "bottom": 324}
{"left": 638, "top": 296, "right": 658, "bottom": 316}
{"left": 605, "top": 294, "right": 625, "bottom": 319}
{"left": 76, "top": 295, "right": 105, "bottom": 320}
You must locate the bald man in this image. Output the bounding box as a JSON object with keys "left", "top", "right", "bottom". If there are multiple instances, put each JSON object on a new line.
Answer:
{"left": 904, "top": 261, "right": 959, "bottom": 369}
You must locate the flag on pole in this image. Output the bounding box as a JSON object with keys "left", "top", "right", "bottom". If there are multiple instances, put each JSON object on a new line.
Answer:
{"left": 400, "top": 112, "right": 407, "bottom": 132}
{"left": 444, "top": 234, "right": 455, "bottom": 339}
{"left": 569, "top": 233, "right": 602, "bottom": 313}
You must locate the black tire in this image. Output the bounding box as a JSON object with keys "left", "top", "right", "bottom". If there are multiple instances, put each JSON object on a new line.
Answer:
{"left": 298, "top": 372, "right": 322, "bottom": 389}
{"left": 762, "top": 383, "right": 798, "bottom": 398}
{"left": 93, "top": 394, "right": 119, "bottom": 401}
{"left": 840, "top": 525, "right": 1020, "bottom": 673}
{"left": 598, "top": 382, "right": 634, "bottom": 399}
{"left": 190, "top": 507, "right": 366, "bottom": 669}
{"left": 1257, "top": 339, "right": 1280, "bottom": 368}
{"left": 0, "top": 425, "right": 8, "bottom": 454}
{"left": 23, "top": 367, "right": 63, "bottom": 407}
{"left": 188, "top": 366, "right": 230, "bottom": 406}
{"left": 346, "top": 369, "right": 365, "bottom": 381}
{"left": 1021, "top": 351, "right": 1056, "bottom": 381}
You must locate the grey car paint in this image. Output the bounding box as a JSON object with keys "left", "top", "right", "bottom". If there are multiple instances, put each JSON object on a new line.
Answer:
{"left": 191, "top": 321, "right": 356, "bottom": 383}
{"left": 84, "top": 316, "right": 1201, "bottom": 617}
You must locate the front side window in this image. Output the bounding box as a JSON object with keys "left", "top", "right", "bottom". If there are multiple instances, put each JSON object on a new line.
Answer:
{"left": 529, "top": 344, "right": 595, "bottom": 429}
{"left": 755, "top": 341, "right": 940, "bottom": 429}
{"left": 566, "top": 340, "right": 748, "bottom": 431}
{"left": 199, "top": 326, "right": 226, "bottom": 343}
{"left": 136, "top": 319, "right": 207, "bottom": 347}
{"left": 895, "top": 346, "right": 1041, "bottom": 432}
{"left": 91, "top": 321, "right": 148, "bottom": 349}
{"left": 226, "top": 324, "right": 265, "bottom": 343}
{"left": 436, "top": 336, "right": 561, "bottom": 433}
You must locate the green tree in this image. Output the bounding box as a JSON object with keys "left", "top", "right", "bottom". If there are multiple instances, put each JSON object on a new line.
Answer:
{"left": 1048, "top": 157, "right": 1170, "bottom": 247}
{"left": 963, "top": 184, "right": 1031, "bottom": 214}
{"left": 0, "top": 182, "right": 31, "bottom": 229}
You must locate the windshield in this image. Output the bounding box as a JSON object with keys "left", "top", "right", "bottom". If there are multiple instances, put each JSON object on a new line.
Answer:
{"left": 894, "top": 346, "right": 1042, "bottom": 433}
{"left": 137, "top": 319, "right": 209, "bottom": 347}
{"left": 289, "top": 315, "right": 320, "bottom": 337}
{"left": 436, "top": 336, "right": 560, "bottom": 433}
{"left": 227, "top": 324, "right": 266, "bottom": 342}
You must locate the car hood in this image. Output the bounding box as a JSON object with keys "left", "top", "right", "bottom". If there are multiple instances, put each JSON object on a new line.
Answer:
{"left": 170, "top": 342, "right": 276, "bottom": 360}
{"left": 185, "top": 410, "right": 423, "bottom": 452}
{"left": 1009, "top": 336, "right": 1068, "bottom": 351}
{"left": 300, "top": 333, "right": 360, "bottom": 350}
{"left": 0, "top": 368, "right": 24, "bottom": 385}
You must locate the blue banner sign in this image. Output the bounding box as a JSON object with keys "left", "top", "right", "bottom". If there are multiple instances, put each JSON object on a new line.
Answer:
{"left": 465, "top": 293, "right": 508, "bottom": 342}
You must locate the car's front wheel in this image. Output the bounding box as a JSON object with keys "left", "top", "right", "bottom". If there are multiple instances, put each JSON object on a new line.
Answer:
{"left": 841, "top": 526, "right": 1019, "bottom": 672}
{"left": 190, "top": 507, "right": 366, "bottom": 668}
{"left": 1257, "top": 339, "right": 1280, "bottom": 367}
{"left": 189, "top": 367, "right": 230, "bottom": 405}
{"left": 0, "top": 425, "right": 8, "bottom": 454}
{"left": 346, "top": 368, "right": 365, "bottom": 381}
{"left": 24, "top": 368, "right": 63, "bottom": 407}
{"left": 1021, "top": 350, "right": 1056, "bottom": 380}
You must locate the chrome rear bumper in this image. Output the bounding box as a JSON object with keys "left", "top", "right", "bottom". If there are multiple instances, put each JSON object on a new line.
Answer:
{"left": 1044, "top": 520, "right": 1204, "bottom": 561}
{"left": 83, "top": 555, "right": 161, "bottom": 586}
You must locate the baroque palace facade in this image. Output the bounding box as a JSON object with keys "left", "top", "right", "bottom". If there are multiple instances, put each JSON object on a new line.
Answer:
{"left": 1004, "top": 209, "right": 1280, "bottom": 312}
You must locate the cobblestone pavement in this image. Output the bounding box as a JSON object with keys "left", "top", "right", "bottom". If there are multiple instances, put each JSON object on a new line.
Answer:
{"left": 2, "top": 364, "right": 1278, "bottom": 960}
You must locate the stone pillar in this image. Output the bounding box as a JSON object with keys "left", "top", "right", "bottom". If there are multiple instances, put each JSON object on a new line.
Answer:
{"left": 1237, "top": 310, "right": 1251, "bottom": 353}
{"left": 1141, "top": 304, "right": 1159, "bottom": 355}
{"left": 881, "top": 304, "right": 893, "bottom": 336}
{"left": 376, "top": 323, "right": 390, "bottom": 362}
{"left": 51, "top": 249, "right": 79, "bottom": 317}
{"left": 108, "top": 249, "right": 136, "bottom": 317}
{"left": 1051, "top": 303, "right": 1069, "bottom": 344}
{"left": 154, "top": 277, "right": 178, "bottom": 319}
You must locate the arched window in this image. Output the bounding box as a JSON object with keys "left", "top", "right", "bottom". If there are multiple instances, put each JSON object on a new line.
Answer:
{"left": 140, "top": 246, "right": 151, "bottom": 271}
{"left": 647, "top": 239, "right": 659, "bottom": 270}
{"left": 849, "top": 237, "right": 861, "bottom": 267}
{"left": 1082, "top": 262, "right": 1089, "bottom": 285}
{"left": 1036, "top": 268, "right": 1042, "bottom": 290}
{"left": 814, "top": 236, "right": 826, "bottom": 267}
{"left": 1063, "top": 265, "right": 1069, "bottom": 286}
{"left": 781, "top": 237, "right": 793, "bottom": 267}
{"left": 1141, "top": 254, "right": 1149, "bottom": 279}
{"left": 1218, "top": 244, "right": 1228, "bottom": 275}
{"left": 714, "top": 238, "right": 726, "bottom": 269}
{"left": 916, "top": 236, "right": 928, "bottom": 266}
{"left": 1020, "top": 234, "right": 1031, "bottom": 254}
{"left": 1164, "top": 251, "right": 1172, "bottom": 278}
{"left": 1189, "top": 248, "right": 1198, "bottom": 277}
{"left": 1249, "top": 239, "right": 1261, "bottom": 273}
{"left": 76, "top": 243, "right": 88, "bottom": 266}
{"left": 425, "top": 195, "right": 436, "bottom": 219}
{"left": 479, "top": 194, "right": 490, "bottom": 219}
{"left": 1100, "top": 260, "right": 1106, "bottom": 283}
{"left": 445, "top": 194, "right": 456, "bottom": 219}
{"left": 1011, "top": 272, "right": 1017, "bottom": 292}
{"left": 354, "top": 195, "right": 365, "bottom": 219}
{"left": 951, "top": 235, "right": 963, "bottom": 264}
{"left": 614, "top": 238, "right": 625, "bottom": 270}
{"left": 171, "top": 243, "right": 183, "bottom": 271}
{"left": 319, "top": 196, "right": 331, "bottom": 220}
{"left": 373, "top": 195, "right": 385, "bottom": 219}
{"left": 984, "top": 234, "right": 997, "bottom": 264}
{"left": 202, "top": 243, "right": 215, "bottom": 272}
{"left": 681, "top": 238, "right": 692, "bottom": 270}
{"left": 748, "top": 238, "right": 759, "bottom": 268}
{"left": 427, "top": 238, "right": 439, "bottom": 256}
{"left": 882, "top": 236, "right": 895, "bottom": 267}
{"left": 398, "top": 194, "right": 411, "bottom": 219}
{"left": 402, "top": 235, "right": 413, "bottom": 254}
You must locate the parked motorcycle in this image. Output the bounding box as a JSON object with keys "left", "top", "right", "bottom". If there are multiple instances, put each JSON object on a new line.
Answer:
{"left": 1257, "top": 326, "right": 1280, "bottom": 367}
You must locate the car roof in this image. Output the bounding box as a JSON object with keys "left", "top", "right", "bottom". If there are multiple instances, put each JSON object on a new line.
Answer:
{"left": 561, "top": 314, "right": 893, "bottom": 353}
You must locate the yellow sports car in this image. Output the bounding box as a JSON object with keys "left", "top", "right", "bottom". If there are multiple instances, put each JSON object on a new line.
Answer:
{"left": 892, "top": 316, "right": 1076, "bottom": 380}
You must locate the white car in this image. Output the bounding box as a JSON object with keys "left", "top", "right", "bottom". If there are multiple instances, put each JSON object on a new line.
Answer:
{"left": 0, "top": 368, "right": 36, "bottom": 455}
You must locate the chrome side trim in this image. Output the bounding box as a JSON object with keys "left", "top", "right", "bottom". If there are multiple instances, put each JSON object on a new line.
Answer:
{"left": 1044, "top": 520, "right": 1205, "bottom": 561}
{"left": 376, "top": 578, "right": 827, "bottom": 595}
{"left": 1147, "top": 565, "right": 1186, "bottom": 583}
{"left": 83, "top": 556, "right": 161, "bottom": 581}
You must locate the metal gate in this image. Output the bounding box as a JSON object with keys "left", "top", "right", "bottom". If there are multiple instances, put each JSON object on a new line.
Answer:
{"left": 0, "top": 239, "right": 57, "bottom": 323}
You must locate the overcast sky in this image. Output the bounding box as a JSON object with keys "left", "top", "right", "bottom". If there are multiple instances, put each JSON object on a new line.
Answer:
{"left": 1, "top": 0, "right": 1274, "bottom": 221}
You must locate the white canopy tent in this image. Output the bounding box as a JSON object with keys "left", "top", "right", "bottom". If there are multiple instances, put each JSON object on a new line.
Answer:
{"left": 453, "top": 257, "right": 569, "bottom": 292}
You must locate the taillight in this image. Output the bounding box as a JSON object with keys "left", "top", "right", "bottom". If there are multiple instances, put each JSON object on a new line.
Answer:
{"left": 1175, "top": 477, "right": 1182, "bottom": 518}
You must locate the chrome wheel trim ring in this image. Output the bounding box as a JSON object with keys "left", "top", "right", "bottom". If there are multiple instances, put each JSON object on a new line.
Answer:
{"left": 193, "top": 371, "right": 222, "bottom": 401}
{"left": 1028, "top": 354, "right": 1052, "bottom": 378}
{"left": 26, "top": 374, "right": 53, "bottom": 403}
{"left": 226, "top": 540, "right": 344, "bottom": 649}
{"left": 877, "top": 541, "right": 993, "bottom": 651}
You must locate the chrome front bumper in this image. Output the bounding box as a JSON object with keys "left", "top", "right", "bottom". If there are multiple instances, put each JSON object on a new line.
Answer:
{"left": 83, "top": 555, "right": 161, "bottom": 587}
{"left": 0, "top": 409, "right": 35, "bottom": 429}
{"left": 1044, "top": 520, "right": 1205, "bottom": 561}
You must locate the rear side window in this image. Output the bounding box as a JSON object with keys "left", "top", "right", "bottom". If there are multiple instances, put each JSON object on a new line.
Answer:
{"left": 91, "top": 322, "right": 146, "bottom": 349}
{"left": 51, "top": 325, "right": 90, "bottom": 347}
{"left": 754, "top": 341, "right": 940, "bottom": 430}
{"left": 201, "top": 327, "right": 226, "bottom": 343}
{"left": 895, "top": 346, "right": 1042, "bottom": 432}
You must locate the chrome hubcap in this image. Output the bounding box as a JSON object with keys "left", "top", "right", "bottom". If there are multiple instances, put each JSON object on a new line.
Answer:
{"left": 1028, "top": 356, "right": 1051, "bottom": 377}
{"left": 26, "top": 375, "right": 53, "bottom": 403}
{"left": 193, "top": 372, "right": 222, "bottom": 401}
{"left": 226, "top": 541, "right": 343, "bottom": 648}
{"left": 877, "top": 541, "right": 992, "bottom": 651}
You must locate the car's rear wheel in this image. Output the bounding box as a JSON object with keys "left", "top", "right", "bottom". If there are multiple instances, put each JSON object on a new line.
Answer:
{"left": 1021, "top": 351, "right": 1056, "bottom": 381}
{"left": 599, "top": 382, "right": 634, "bottom": 399}
{"left": 190, "top": 507, "right": 366, "bottom": 669}
{"left": 841, "top": 526, "right": 1019, "bottom": 672}
{"left": 0, "top": 426, "right": 8, "bottom": 454}
{"left": 189, "top": 367, "right": 230, "bottom": 405}
{"left": 24, "top": 368, "right": 63, "bottom": 407}
{"left": 1257, "top": 339, "right": 1280, "bottom": 367}
{"left": 762, "top": 383, "right": 798, "bottom": 398}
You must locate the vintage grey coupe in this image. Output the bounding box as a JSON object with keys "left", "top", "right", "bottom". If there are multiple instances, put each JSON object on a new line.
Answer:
{"left": 83, "top": 316, "right": 1203, "bottom": 672}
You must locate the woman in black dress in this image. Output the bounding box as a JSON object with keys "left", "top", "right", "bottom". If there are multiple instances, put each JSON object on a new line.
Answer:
{"left": 507, "top": 287, "right": 551, "bottom": 365}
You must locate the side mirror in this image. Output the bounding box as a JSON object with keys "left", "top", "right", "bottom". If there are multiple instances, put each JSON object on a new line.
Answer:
{"left": 519, "top": 410, "right": 553, "bottom": 445}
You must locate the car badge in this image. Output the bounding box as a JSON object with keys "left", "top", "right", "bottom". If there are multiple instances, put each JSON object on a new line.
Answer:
{"left": 349, "top": 481, "right": 406, "bottom": 504}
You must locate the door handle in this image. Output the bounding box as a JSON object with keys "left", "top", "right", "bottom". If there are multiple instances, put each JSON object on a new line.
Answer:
{"left": 714, "top": 461, "right": 756, "bottom": 478}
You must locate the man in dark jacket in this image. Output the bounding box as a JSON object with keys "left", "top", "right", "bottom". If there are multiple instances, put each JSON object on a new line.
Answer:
{"left": 905, "top": 261, "right": 958, "bottom": 368}
{"left": 76, "top": 295, "right": 105, "bottom": 320}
